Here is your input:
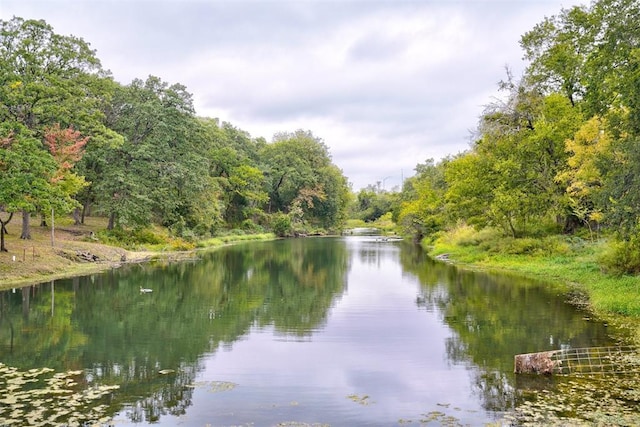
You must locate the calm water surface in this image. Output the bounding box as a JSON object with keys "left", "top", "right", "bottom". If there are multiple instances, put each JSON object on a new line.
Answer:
{"left": 0, "top": 237, "right": 626, "bottom": 425}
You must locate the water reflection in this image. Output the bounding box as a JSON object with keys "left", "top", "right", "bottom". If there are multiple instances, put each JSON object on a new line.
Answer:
{"left": 401, "top": 246, "right": 618, "bottom": 415}
{"left": 0, "top": 237, "right": 627, "bottom": 425}
{"left": 0, "top": 239, "right": 349, "bottom": 424}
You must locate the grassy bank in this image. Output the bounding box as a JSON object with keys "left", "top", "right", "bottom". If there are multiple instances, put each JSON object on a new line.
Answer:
{"left": 427, "top": 225, "right": 640, "bottom": 342}
{"left": 0, "top": 216, "right": 275, "bottom": 290}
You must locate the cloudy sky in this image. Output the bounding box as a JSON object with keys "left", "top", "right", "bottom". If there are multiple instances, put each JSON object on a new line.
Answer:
{"left": 1, "top": 0, "right": 583, "bottom": 190}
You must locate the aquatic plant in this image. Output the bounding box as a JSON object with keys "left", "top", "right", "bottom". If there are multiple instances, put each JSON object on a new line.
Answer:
{"left": 0, "top": 363, "right": 119, "bottom": 426}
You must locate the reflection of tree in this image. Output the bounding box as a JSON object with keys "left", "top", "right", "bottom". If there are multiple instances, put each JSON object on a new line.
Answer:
{"left": 0, "top": 238, "right": 349, "bottom": 423}
{"left": 0, "top": 283, "right": 88, "bottom": 369}
{"left": 399, "top": 244, "right": 616, "bottom": 413}
{"left": 254, "top": 238, "right": 350, "bottom": 335}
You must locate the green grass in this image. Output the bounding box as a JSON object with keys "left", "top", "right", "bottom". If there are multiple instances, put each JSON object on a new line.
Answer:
{"left": 196, "top": 233, "right": 276, "bottom": 248}
{"left": 428, "top": 226, "right": 640, "bottom": 318}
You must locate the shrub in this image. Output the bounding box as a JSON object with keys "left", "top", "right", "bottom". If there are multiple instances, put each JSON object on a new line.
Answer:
{"left": 241, "top": 219, "right": 264, "bottom": 233}
{"left": 96, "top": 227, "right": 167, "bottom": 249}
{"left": 599, "top": 237, "right": 640, "bottom": 275}
{"left": 271, "top": 213, "right": 292, "bottom": 237}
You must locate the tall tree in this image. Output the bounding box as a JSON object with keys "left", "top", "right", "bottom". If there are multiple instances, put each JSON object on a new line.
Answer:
{"left": 201, "top": 119, "right": 267, "bottom": 228}
{"left": 0, "top": 123, "right": 57, "bottom": 244}
{"left": 0, "top": 17, "right": 109, "bottom": 237}
{"left": 397, "top": 159, "right": 446, "bottom": 242}
{"left": 260, "top": 130, "right": 348, "bottom": 230}
{"left": 42, "top": 124, "right": 89, "bottom": 218}
{"left": 99, "top": 77, "right": 210, "bottom": 231}
{"left": 520, "top": 5, "right": 597, "bottom": 106}
{"left": 261, "top": 130, "right": 331, "bottom": 212}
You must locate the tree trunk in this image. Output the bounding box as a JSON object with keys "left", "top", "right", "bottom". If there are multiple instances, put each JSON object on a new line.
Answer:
{"left": 0, "top": 211, "right": 12, "bottom": 252}
{"left": 73, "top": 207, "right": 81, "bottom": 225}
{"left": 81, "top": 200, "right": 91, "bottom": 224}
{"left": 40, "top": 213, "right": 47, "bottom": 227}
{"left": 107, "top": 212, "right": 116, "bottom": 230}
{"left": 20, "top": 209, "right": 31, "bottom": 240}
{"left": 0, "top": 223, "right": 6, "bottom": 252}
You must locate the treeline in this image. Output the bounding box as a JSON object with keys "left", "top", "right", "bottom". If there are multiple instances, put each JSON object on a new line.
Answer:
{"left": 391, "top": 0, "right": 640, "bottom": 272}
{"left": 0, "top": 17, "right": 350, "bottom": 251}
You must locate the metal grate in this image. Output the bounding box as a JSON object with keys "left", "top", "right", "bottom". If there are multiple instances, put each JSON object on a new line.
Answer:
{"left": 515, "top": 346, "right": 640, "bottom": 375}
{"left": 551, "top": 346, "right": 640, "bottom": 375}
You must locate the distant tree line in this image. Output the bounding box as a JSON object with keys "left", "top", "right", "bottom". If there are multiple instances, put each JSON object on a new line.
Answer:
{"left": 0, "top": 17, "right": 351, "bottom": 251}
{"left": 393, "top": 0, "right": 640, "bottom": 271}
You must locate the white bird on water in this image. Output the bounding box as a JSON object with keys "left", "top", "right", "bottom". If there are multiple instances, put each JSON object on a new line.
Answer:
{"left": 140, "top": 286, "right": 153, "bottom": 293}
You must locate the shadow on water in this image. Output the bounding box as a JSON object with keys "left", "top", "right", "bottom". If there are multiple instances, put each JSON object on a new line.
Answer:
{"left": 0, "top": 238, "right": 637, "bottom": 425}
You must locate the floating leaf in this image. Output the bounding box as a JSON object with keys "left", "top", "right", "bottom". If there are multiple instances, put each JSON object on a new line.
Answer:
{"left": 347, "top": 394, "right": 372, "bottom": 405}
{"left": 0, "top": 364, "right": 118, "bottom": 426}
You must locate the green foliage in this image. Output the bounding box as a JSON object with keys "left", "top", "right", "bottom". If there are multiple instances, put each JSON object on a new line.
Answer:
{"left": 351, "top": 188, "right": 394, "bottom": 222}
{"left": 397, "top": 159, "right": 445, "bottom": 240}
{"left": 0, "top": 123, "right": 57, "bottom": 214}
{"left": 96, "top": 227, "right": 168, "bottom": 249}
{"left": 345, "top": 218, "right": 367, "bottom": 228}
{"left": 95, "top": 76, "right": 211, "bottom": 231}
{"left": 0, "top": 17, "right": 107, "bottom": 133}
{"left": 240, "top": 219, "right": 264, "bottom": 233}
{"left": 270, "top": 212, "right": 293, "bottom": 237}
{"left": 436, "top": 223, "right": 572, "bottom": 257}
{"left": 370, "top": 212, "right": 397, "bottom": 234}
{"left": 599, "top": 235, "right": 640, "bottom": 275}
{"left": 260, "top": 130, "right": 350, "bottom": 231}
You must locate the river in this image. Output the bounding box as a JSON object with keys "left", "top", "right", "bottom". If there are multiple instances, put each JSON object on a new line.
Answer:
{"left": 0, "top": 236, "right": 637, "bottom": 426}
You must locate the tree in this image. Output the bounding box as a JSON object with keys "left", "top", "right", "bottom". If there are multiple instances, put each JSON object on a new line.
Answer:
{"left": 260, "top": 130, "right": 349, "bottom": 230}
{"left": 585, "top": 0, "right": 640, "bottom": 127}
{"left": 98, "top": 77, "right": 210, "bottom": 231}
{"left": 444, "top": 152, "right": 495, "bottom": 229}
{"left": 0, "top": 17, "right": 106, "bottom": 131}
{"left": 0, "top": 123, "right": 57, "bottom": 244}
{"left": 520, "top": 5, "right": 596, "bottom": 106}
{"left": 556, "top": 116, "right": 612, "bottom": 236}
{"left": 0, "top": 17, "right": 110, "bottom": 237}
{"left": 42, "top": 124, "right": 89, "bottom": 218}
{"left": 201, "top": 119, "right": 267, "bottom": 228}
{"left": 397, "top": 159, "right": 446, "bottom": 242}
{"left": 311, "top": 165, "right": 350, "bottom": 230}
{"left": 465, "top": 76, "right": 582, "bottom": 236}
{"left": 261, "top": 130, "right": 332, "bottom": 215}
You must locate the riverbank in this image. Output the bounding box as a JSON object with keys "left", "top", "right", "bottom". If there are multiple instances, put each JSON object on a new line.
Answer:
{"left": 426, "top": 226, "right": 640, "bottom": 344}
{"left": 0, "top": 216, "right": 274, "bottom": 290}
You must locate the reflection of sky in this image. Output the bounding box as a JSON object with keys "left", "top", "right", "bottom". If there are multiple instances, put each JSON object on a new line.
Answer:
{"left": 134, "top": 237, "right": 491, "bottom": 426}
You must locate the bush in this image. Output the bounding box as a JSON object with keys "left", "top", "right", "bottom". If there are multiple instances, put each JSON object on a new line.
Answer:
{"left": 97, "top": 227, "right": 167, "bottom": 248}
{"left": 241, "top": 219, "right": 264, "bottom": 233}
{"left": 438, "top": 223, "right": 574, "bottom": 257}
{"left": 270, "top": 213, "right": 292, "bottom": 237}
{"left": 599, "top": 237, "right": 640, "bottom": 275}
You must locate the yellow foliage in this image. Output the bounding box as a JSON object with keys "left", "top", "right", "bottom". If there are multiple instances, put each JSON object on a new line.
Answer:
{"left": 558, "top": 116, "right": 611, "bottom": 199}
